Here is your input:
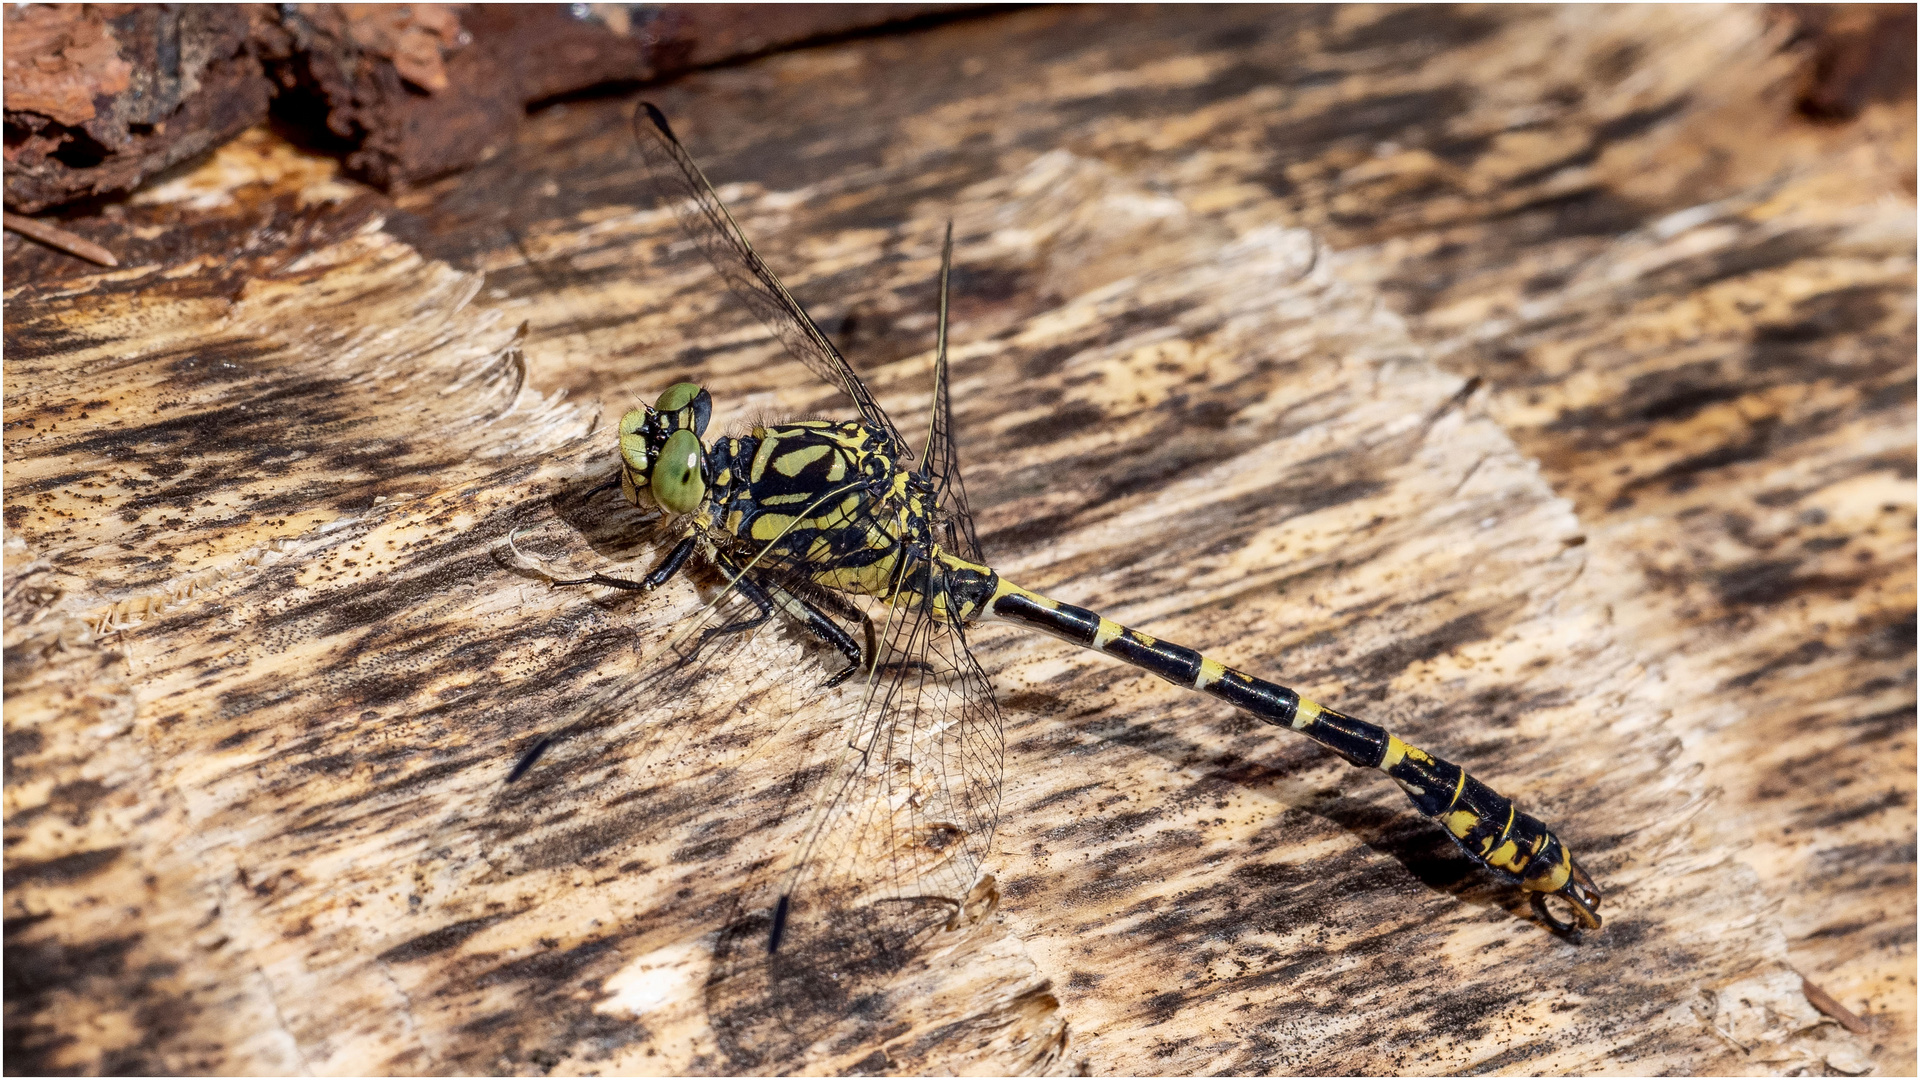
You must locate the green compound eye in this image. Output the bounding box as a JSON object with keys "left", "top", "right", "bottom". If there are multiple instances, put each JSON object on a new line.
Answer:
{"left": 654, "top": 382, "right": 712, "bottom": 436}
{"left": 620, "top": 431, "right": 649, "bottom": 475}
{"left": 618, "top": 408, "right": 650, "bottom": 476}
{"left": 655, "top": 382, "right": 703, "bottom": 413}
{"left": 650, "top": 428, "right": 706, "bottom": 514}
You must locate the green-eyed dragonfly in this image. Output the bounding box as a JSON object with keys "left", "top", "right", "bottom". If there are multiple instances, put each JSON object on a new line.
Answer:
{"left": 505, "top": 104, "right": 1602, "bottom": 973}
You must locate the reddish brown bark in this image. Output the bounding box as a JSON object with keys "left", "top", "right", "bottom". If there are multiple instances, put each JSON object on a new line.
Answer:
{"left": 4, "top": 4, "right": 270, "bottom": 212}
{"left": 5, "top": 4, "right": 963, "bottom": 210}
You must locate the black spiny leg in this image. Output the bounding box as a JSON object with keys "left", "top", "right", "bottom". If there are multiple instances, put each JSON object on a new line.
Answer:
{"left": 683, "top": 568, "right": 780, "bottom": 664}
{"left": 758, "top": 579, "right": 867, "bottom": 686}
{"left": 682, "top": 554, "right": 862, "bottom": 671}
{"left": 550, "top": 535, "right": 697, "bottom": 592}
{"left": 687, "top": 570, "right": 870, "bottom": 686}
{"left": 786, "top": 586, "right": 932, "bottom": 685}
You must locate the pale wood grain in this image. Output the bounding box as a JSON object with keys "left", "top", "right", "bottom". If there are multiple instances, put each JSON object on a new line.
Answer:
{"left": 6, "top": 5, "right": 1908, "bottom": 1075}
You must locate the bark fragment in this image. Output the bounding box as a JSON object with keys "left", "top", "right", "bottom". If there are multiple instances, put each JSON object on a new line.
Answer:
{"left": 4, "top": 3, "right": 271, "bottom": 212}
{"left": 5, "top": 3, "right": 963, "bottom": 209}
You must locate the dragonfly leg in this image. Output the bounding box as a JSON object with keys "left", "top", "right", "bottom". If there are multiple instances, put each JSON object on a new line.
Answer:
{"left": 755, "top": 578, "right": 865, "bottom": 683}
{"left": 643, "top": 535, "right": 699, "bottom": 587}
{"left": 550, "top": 535, "right": 697, "bottom": 592}
{"left": 684, "top": 571, "right": 779, "bottom": 665}
{"left": 685, "top": 563, "right": 865, "bottom": 675}
{"left": 808, "top": 604, "right": 935, "bottom": 686}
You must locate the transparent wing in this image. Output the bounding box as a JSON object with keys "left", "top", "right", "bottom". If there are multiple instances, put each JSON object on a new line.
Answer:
{"left": 430, "top": 493, "right": 1003, "bottom": 1068}
{"left": 919, "top": 222, "right": 985, "bottom": 563}
{"left": 704, "top": 550, "right": 1006, "bottom": 1061}
{"left": 632, "top": 103, "right": 906, "bottom": 455}
{"left": 428, "top": 530, "right": 839, "bottom": 890}
{"left": 713, "top": 501, "right": 1005, "bottom": 931}
{"left": 444, "top": 492, "right": 1000, "bottom": 897}
{"left": 798, "top": 553, "right": 1004, "bottom": 910}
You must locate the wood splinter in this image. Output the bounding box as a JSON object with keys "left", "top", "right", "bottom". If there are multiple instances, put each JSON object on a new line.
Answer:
{"left": 3, "top": 211, "right": 120, "bottom": 267}
{"left": 1799, "top": 971, "right": 1872, "bottom": 1034}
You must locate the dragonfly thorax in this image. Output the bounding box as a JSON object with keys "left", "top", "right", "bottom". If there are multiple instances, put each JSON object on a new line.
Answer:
{"left": 707, "top": 419, "right": 925, "bottom": 594}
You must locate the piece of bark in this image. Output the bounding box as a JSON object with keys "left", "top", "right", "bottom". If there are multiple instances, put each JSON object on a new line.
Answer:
{"left": 1801, "top": 972, "right": 1873, "bottom": 1035}
{"left": 3, "top": 4, "right": 271, "bottom": 212}
{"left": 260, "top": 3, "right": 522, "bottom": 190}
{"left": 263, "top": 3, "right": 965, "bottom": 190}
{"left": 509, "top": 4, "right": 966, "bottom": 107}
{"left": 6, "top": 4, "right": 964, "bottom": 211}
{"left": 2, "top": 210, "right": 119, "bottom": 265}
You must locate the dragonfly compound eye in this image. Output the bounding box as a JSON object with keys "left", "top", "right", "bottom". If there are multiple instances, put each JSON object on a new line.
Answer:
{"left": 651, "top": 428, "right": 706, "bottom": 514}
{"left": 618, "top": 408, "right": 651, "bottom": 475}
{"left": 654, "top": 381, "right": 713, "bottom": 436}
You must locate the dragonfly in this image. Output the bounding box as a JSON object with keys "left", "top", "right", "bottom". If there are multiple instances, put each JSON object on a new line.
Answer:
{"left": 508, "top": 103, "right": 1603, "bottom": 972}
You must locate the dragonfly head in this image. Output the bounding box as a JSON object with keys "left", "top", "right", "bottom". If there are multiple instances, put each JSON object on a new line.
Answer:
{"left": 618, "top": 382, "right": 713, "bottom": 516}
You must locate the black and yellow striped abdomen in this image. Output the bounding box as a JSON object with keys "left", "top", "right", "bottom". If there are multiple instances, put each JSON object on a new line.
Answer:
{"left": 980, "top": 577, "right": 1602, "bottom": 929}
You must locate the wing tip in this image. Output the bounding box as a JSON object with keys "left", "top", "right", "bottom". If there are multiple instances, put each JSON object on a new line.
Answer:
{"left": 506, "top": 734, "right": 552, "bottom": 783}
{"left": 768, "top": 893, "right": 791, "bottom": 954}
{"left": 637, "top": 100, "right": 675, "bottom": 140}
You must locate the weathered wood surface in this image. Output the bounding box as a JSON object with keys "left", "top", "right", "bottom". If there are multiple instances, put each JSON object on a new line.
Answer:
{"left": 6, "top": 5, "right": 1911, "bottom": 1075}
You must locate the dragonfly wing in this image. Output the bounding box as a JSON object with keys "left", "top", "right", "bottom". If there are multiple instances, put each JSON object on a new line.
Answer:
{"left": 704, "top": 551, "right": 1006, "bottom": 1062}
{"left": 917, "top": 222, "right": 987, "bottom": 563}
{"left": 824, "top": 555, "right": 1004, "bottom": 903}
{"left": 423, "top": 508, "right": 890, "bottom": 912}
{"left": 632, "top": 103, "right": 906, "bottom": 455}
{"left": 925, "top": 341, "right": 985, "bottom": 563}
{"left": 431, "top": 560, "right": 822, "bottom": 888}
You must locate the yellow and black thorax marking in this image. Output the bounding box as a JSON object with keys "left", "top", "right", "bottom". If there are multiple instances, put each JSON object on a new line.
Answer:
{"left": 700, "top": 420, "right": 998, "bottom": 620}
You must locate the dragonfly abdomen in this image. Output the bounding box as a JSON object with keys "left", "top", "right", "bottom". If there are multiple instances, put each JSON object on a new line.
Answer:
{"left": 984, "top": 578, "right": 1601, "bottom": 931}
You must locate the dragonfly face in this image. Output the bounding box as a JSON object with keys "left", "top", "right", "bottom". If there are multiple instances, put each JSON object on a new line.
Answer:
{"left": 618, "top": 381, "right": 714, "bottom": 515}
